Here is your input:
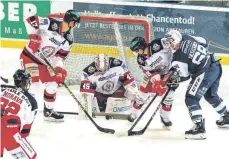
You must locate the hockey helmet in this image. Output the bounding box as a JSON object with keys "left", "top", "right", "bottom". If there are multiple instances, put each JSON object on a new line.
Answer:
{"left": 64, "top": 10, "right": 81, "bottom": 28}
{"left": 13, "top": 69, "right": 31, "bottom": 90}
{"left": 164, "top": 29, "right": 182, "bottom": 49}
{"left": 95, "top": 54, "right": 109, "bottom": 73}
{"left": 130, "top": 36, "right": 147, "bottom": 55}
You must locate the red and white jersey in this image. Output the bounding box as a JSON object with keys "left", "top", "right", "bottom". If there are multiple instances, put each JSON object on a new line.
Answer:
{"left": 80, "top": 58, "right": 136, "bottom": 95}
{"left": 137, "top": 38, "right": 173, "bottom": 75}
{"left": 24, "top": 15, "right": 73, "bottom": 67}
{"left": 1, "top": 85, "right": 38, "bottom": 134}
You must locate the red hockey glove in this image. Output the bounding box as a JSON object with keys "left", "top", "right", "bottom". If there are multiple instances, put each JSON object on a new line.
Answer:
{"left": 151, "top": 80, "right": 167, "bottom": 96}
{"left": 54, "top": 67, "right": 67, "bottom": 84}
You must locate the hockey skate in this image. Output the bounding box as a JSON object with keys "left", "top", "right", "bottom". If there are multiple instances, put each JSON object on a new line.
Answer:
{"left": 160, "top": 116, "right": 172, "bottom": 130}
{"left": 216, "top": 112, "right": 229, "bottom": 128}
{"left": 43, "top": 104, "right": 64, "bottom": 122}
{"left": 185, "top": 119, "right": 206, "bottom": 140}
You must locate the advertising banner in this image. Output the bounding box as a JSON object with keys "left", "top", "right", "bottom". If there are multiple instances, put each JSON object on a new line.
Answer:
{"left": 73, "top": 2, "right": 229, "bottom": 54}
{"left": 1, "top": 0, "right": 51, "bottom": 40}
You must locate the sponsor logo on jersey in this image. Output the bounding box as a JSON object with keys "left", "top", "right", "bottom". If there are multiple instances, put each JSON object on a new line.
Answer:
{"left": 49, "top": 37, "right": 63, "bottom": 46}
{"left": 102, "top": 81, "right": 114, "bottom": 92}
{"left": 51, "top": 23, "right": 58, "bottom": 30}
{"left": 98, "top": 72, "right": 116, "bottom": 81}
{"left": 182, "top": 40, "right": 191, "bottom": 54}
{"left": 188, "top": 41, "right": 197, "bottom": 59}
{"left": 149, "top": 56, "right": 163, "bottom": 67}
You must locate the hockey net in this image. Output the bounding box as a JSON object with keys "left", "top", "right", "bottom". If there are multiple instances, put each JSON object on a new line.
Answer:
{"left": 62, "top": 13, "right": 154, "bottom": 85}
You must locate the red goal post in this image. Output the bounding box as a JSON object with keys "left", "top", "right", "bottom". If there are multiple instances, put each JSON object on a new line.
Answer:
{"left": 48, "top": 13, "right": 154, "bottom": 85}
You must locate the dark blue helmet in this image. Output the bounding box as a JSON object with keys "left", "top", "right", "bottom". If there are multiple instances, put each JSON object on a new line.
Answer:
{"left": 13, "top": 69, "right": 31, "bottom": 89}
{"left": 130, "top": 36, "right": 147, "bottom": 52}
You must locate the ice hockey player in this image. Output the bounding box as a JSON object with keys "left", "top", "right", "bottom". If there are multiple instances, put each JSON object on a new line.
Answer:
{"left": 129, "top": 36, "right": 179, "bottom": 128}
{"left": 164, "top": 29, "right": 229, "bottom": 139}
{"left": 1, "top": 69, "right": 38, "bottom": 158}
{"left": 79, "top": 54, "right": 139, "bottom": 118}
{"left": 20, "top": 10, "right": 80, "bottom": 121}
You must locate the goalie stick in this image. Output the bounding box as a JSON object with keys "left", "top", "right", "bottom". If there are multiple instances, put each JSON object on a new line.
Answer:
{"left": 40, "top": 53, "right": 115, "bottom": 134}
{"left": 127, "top": 70, "right": 176, "bottom": 136}
{"left": 56, "top": 111, "right": 130, "bottom": 120}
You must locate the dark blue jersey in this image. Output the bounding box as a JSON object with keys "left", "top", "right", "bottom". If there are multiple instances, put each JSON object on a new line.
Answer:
{"left": 172, "top": 35, "right": 211, "bottom": 77}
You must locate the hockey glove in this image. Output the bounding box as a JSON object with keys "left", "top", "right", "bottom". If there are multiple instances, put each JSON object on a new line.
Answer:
{"left": 54, "top": 67, "right": 67, "bottom": 85}
{"left": 151, "top": 80, "right": 167, "bottom": 96}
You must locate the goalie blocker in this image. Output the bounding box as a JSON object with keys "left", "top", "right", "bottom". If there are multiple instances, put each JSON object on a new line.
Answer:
{"left": 79, "top": 54, "right": 139, "bottom": 119}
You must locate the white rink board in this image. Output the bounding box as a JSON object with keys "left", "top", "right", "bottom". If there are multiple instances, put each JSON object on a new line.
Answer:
{"left": 1, "top": 48, "right": 229, "bottom": 159}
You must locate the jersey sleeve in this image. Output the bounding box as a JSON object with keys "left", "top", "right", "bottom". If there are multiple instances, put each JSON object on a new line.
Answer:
{"left": 80, "top": 63, "right": 97, "bottom": 94}
{"left": 20, "top": 93, "right": 38, "bottom": 138}
{"left": 24, "top": 16, "right": 49, "bottom": 35}
{"left": 119, "top": 62, "right": 136, "bottom": 87}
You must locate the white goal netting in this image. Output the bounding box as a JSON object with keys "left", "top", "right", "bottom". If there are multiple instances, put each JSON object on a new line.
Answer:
{"left": 63, "top": 13, "right": 154, "bottom": 85}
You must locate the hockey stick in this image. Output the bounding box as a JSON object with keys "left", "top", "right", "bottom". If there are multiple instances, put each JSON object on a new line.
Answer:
{"left": 57, "top": 111, "right": 130, "bottom": 120}
{"left": 41, "top": 55, "right": 115, "bottom": 134}
{"left": 0, "top": 76, "right": 9, "bottom": 83}
{"left": 128, "top": 87, "right": 171, "bottom": 136}
{"left": 127, "top": 71, "right": 176, "bottom": 136}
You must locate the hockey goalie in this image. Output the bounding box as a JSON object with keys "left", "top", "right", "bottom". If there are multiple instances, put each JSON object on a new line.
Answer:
{"left": 79, "top": 54, "right": 139, "bottom": 119}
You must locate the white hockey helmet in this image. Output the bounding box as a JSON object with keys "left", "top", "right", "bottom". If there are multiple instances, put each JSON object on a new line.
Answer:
{"left": 95, "top": 54, "right": 109, "bottom": 72}
{"left": 164, "top": 29, "right": 182, "bottom": 49}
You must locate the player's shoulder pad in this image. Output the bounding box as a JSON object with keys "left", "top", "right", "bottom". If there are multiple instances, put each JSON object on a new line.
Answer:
{"left": 149, "top": 38, "right": 165, "bottom": 55}
{"left": 180, "top": 35, "right": 196, "bottom": 53}
{"left": 83, "top": 62, "right": 97, "bottom": 76}
{"left": 63, "top": 31, "right": 73, "bottom": 45}
{"left": 109, "top": 57, "right": 123, "bottom": 68}
{"left": 23, "top": 91, "right": 38, "bottom": 111}
{"left": 1, "top": 85, "right": 17, "bottom": 91}
{"left": 47, "top": 18, "right": 61, "bottom": 32}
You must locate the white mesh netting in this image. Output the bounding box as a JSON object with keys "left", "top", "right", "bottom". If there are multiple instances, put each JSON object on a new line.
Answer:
{"left": 63, "top": 13, "right": 154, "bottom": 85}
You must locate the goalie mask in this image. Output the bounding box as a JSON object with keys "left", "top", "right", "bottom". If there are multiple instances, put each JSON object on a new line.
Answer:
{"left": 164, "top": 30, "right": 182, "bottom": 50}
{"left": 13, "top": 69, "right": 31, "bottom": 91}
{"left": 95, "top": 54, "right": 109, "bottom": 73}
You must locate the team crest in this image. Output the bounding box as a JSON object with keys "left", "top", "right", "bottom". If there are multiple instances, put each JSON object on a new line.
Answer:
{"left": 113, "top": 59, "right": 121, "bottom": 65}
{"left": 152, "top": 43, "right": 160, "bottom": 51}
{"left": 102, "top": 81, "right": 114, "bottom": 92}
{"left": 88, "top": 66, "right": 96, "bottom": 74}
{"left": 66, "top": 34, "right": 73, "bottom": 42}
{"left": 42, "top": 46, "right": 55, "bottom": 58}
{"left": 51, "top": 23, "right": 58, "bottom": 30}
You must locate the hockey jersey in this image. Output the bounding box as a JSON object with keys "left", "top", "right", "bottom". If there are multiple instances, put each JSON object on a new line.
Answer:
{"left": 23, "top": 15, "right": 73, "bottom": 67}
{"left": 80, "top": 57, "right": 136, "bottom": 95}
{"left": 171, "top": 35, "right": 210, "bottom": 78}
{"left": 1, "top": 85, "right": 38, "bottom": 137}
{"left": 137, "top": 38, "right": 173, "bottom": 75}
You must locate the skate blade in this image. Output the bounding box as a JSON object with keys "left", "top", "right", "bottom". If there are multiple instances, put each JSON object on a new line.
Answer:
{"left": 185, "top": 133, "right": 206, "bottom": 140}
{"left": 217, "top": 125, "right": 229, "bottom": 129}
{"left": 44, "top": 117, "right": 64, "bottom": 122}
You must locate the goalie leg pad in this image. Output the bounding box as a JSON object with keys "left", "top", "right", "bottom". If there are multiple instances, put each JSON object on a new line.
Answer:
{"left": 105, "top": 97, "right": 131, "bottom": 114}
{"left": 79, "top": 93, "right": 93, "bottom": 119}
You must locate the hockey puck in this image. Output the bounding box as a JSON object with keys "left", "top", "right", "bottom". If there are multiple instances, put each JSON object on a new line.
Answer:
{"left": 105, "top": 115, "right": 114, "bottom": 120}
{"left": 127, "top": 115, "right": 135, "bottom": 123}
